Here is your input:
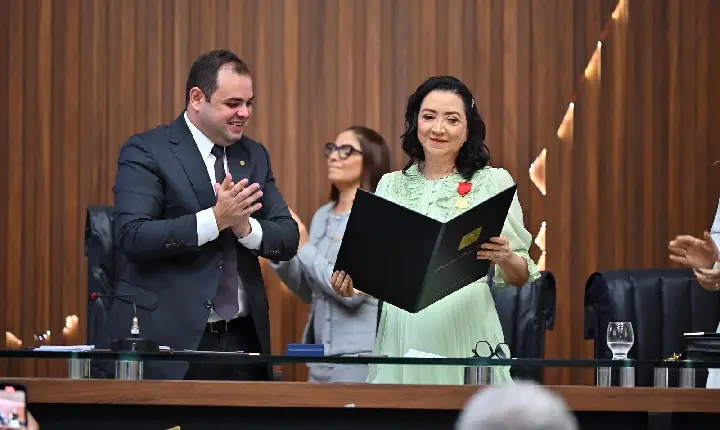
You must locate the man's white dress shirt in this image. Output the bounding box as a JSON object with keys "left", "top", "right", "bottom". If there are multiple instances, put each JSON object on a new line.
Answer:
{"left": 184, "top": 112, "right": 262, "bottom": 322}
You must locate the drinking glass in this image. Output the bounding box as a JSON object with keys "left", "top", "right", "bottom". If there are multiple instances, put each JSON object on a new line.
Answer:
{"left": 607, "top": 321, "right": 634, "bottom": 360}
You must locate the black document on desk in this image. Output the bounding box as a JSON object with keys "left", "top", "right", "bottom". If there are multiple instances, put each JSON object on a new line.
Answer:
{"left": 333, "top": 184, "right": 518, "bottom": 313}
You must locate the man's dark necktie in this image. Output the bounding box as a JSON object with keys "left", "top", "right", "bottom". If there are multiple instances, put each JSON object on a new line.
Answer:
{"left": 210, "top": 144, "right": 241, "bottom": 321}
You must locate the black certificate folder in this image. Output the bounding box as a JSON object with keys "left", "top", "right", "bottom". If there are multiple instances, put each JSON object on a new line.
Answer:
{"left": 333, "top": 184, "right": 518, "bottom": 313}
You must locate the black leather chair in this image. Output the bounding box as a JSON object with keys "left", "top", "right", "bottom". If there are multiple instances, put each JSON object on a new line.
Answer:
{"left": 584, "top": 268, "right": 720, "bottom": 387}
{"left": 489, "top": 267, "right": 557, "bottom": 383}
{"left": 85, "top": 205, "right": 126, "bottom": 346}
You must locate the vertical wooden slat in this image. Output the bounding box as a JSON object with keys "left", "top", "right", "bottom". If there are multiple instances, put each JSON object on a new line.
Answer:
{"left": 280, "top": 0, "right": 302, "bottom": 381}
{"left": 603, "top": 0, "right": 628, "bottom": 270}
{"left": 364, "top": 0, "right": 382, "bottom": 131}
{"left": 693, "top": 1, "right": 709, "bottom": 231}
{"left": 574, "top": 0, "right": 602, "bottom": 385}
{"left": 0, "top": 0, "right": 13, "bottom": 378}
{"left": 75, "top": 0, "right": 97, "bottom": 351}
{"left": 474, "top": 0, "right": 493, "bottom": 147}
{"left": 419, "top": 0, "right": 438, "bottom": 81}
{"left": 36, "top": 0, "right": 53, "bottom": 376}
{"left": 542, "top": 0, "right": 575, "bottom": 386}
{"left": 146, "top": 0, "right": 164, "bottom": 129}
{"left": 447, "top": 0, "right": 464, "bottom": 79}
{"left": 650, "top": 0, "right": 669, "bottom": 266}
{"left": 214, "top": 0, "right": 229, "bottom": 45}
{"left": 172, "top": 0, "right": 190, "bottom": 114}
{"left": 105, "top": 0, "right": 120, "bottom": 201}
{"left": 46, "top": 0, "right": 63, "bottom": 373}
{"left": 637, "top": 0, "right": 656, "bottom": 268}
{"left": 502, "top": 0, "right": 519, "bottom": 178}
{"left": 60, "top": 0, "right": 81, "bottom": 368}
{"left": 336, "top": 0, "right": 353, "bottom": 129}
{"left": 133, "top": 1, "right": 148, "bottom": 133}
{"left": 518, "top": 1, "right": 541, "bottom": 264}
{"left": 21, "top": 0, "right": 40, "bottom": 377}
{"left": 162, "top": 0, "right": 177, "bottom": 121}
{"left": 708, "top": 0, "right": 720, "bottom": 201}
{"left": 198, "top": 0, "right": 217, "bottom": 52}
{"left": 379, "top": 0, "right": 397, "bottom": 166}
{"left": 6, "top": 0, "right": 25, "bottom": 376}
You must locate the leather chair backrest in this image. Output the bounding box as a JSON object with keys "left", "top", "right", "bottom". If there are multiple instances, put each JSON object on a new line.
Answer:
{"left": 584, "top": 268, "right": 720, "bottom": 387}
{"left": 489, "top": 268, "right": 557, "bottom": 382}
{"left": 85, "top": 205, "right": 126, "bottom": 345}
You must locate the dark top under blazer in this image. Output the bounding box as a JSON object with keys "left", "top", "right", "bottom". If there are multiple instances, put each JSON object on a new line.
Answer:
{"left": 101, "top": 114, "right": 299, "bottom": 380}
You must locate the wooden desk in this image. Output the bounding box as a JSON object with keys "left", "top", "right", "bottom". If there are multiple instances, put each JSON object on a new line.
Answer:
{"left": 9, "top": 378, "right": 720, "bottom": 430}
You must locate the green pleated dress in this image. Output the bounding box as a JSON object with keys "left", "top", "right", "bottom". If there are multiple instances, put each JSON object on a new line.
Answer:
{"left": 367, "top": 165, "right": 541, "bottom": 385}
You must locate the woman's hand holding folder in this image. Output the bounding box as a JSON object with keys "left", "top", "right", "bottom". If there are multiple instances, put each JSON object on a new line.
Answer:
{"left": 476, "top": 236, "right": 511, "bottom": 263}
{"left": 331, "top": 270, "right": 361, "bottom": 297}
{"left": 331, "top": 235, "right": 523, "bottom": 298}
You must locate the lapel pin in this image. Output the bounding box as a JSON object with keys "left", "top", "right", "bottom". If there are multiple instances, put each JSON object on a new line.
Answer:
{"left": 240, "top": 161, "right": 246, "bottom": 166}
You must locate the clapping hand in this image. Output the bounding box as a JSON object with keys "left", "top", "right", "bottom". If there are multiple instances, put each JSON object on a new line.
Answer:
{"left": 212, "top": 174, "right": 263, "bottom": 235}
{"left": 669, "top": 232, "right": 720, "bottom": 291}
{"left": 669, "top": 232, "right": 718, "bottom": 269}
{"left": 477, "top": 236, "right": 512, "bottom": 264}
{"left": 695, "top": 263, "right": 720, "bottom": 291}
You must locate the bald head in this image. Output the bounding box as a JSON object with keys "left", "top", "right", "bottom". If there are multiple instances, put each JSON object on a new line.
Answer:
{"left": 455, "top": 382, "right": 578, "bottom": 430}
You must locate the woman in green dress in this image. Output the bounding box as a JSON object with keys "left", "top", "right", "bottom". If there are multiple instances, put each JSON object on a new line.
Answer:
{"left": 330, "top": 76, "right": 540, "bottom": 385}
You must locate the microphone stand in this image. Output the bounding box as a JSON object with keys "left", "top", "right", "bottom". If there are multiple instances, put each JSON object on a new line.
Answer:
{"left": 89, "top": 269, "right": 159, "bottom": 354}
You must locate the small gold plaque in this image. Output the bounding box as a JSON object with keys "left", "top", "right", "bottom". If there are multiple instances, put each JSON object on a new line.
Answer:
{"left": 459, "top": 227, "right": 482, "bottom": 250}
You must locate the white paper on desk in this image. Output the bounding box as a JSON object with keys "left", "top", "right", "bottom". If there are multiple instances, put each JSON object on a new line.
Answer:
{"left": 404, "top": 349, "right": 446, "bottom": 359}
{"left": 34, "top": 345, "right": 95, "bottom": 352}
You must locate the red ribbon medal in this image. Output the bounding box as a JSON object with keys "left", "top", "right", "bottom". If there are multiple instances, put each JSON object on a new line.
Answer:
{"left": 456, "top": 182, "right": 472, "bottom": 209}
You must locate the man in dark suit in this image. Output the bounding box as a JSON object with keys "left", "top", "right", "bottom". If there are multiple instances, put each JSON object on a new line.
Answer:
{"left": 104, "top": 50, "right": 299, "bottom": 381}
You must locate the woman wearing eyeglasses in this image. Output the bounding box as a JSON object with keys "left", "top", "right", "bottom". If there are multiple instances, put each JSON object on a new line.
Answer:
{"left": 668, "top": 199, "right": 720, "bottom": 388}
{"left": 269, "top": 126, "right": 391, "bottom": 383}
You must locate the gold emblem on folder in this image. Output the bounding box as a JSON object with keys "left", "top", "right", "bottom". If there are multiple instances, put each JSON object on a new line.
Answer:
{"left": 459, "top": 227, "right": 482, "bottom": 250}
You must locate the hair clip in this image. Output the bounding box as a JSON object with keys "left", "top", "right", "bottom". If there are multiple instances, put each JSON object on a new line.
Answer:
{"left": 471, "top": 98, "right": 475, "bottom": 108}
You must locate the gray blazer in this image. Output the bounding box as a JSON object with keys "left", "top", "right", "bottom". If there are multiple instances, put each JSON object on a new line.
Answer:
{"left": 270, "top": 203, "right": 379, "bottom": 361}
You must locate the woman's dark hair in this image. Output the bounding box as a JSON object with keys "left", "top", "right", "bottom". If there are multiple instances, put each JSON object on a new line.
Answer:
{"left": 401, "top": 76, "right": 491, "bottom": 181}
{"left": 329, "top": 126, "right": 392, "bottom": 203}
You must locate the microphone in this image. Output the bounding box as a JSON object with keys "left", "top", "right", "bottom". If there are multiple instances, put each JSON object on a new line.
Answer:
{"left": 89, "top": 292, "right": 134, "bottom": 301}
{"left": 89, "top": 269, "right": 158, "bottom": 353}
{"left": 89, "top": 292, "right": 139, "bottom": 336}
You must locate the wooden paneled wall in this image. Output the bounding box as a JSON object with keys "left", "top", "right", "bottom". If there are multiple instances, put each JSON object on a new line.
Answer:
{"left": 549, "top": 0, "right": 720, "bottom": 385}
{"left": 1, "top": 0, "right": 718, "bottom": 385}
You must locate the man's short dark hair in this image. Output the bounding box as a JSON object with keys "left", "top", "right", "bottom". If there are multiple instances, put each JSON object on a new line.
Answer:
{"left": 185, "top": 50, "right": 251, "bottom": 106}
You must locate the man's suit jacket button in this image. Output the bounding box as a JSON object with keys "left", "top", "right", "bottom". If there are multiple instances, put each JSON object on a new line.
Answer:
{"left": 204, "top": 300, "right": 213, "bottom": 309}
{"left": 217, "top": 260, "right": 224, "bottom": 268}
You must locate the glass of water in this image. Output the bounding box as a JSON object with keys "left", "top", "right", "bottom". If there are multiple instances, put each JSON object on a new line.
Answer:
{"left": 607, "top": 321, "right": 634, "bottom": 360}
